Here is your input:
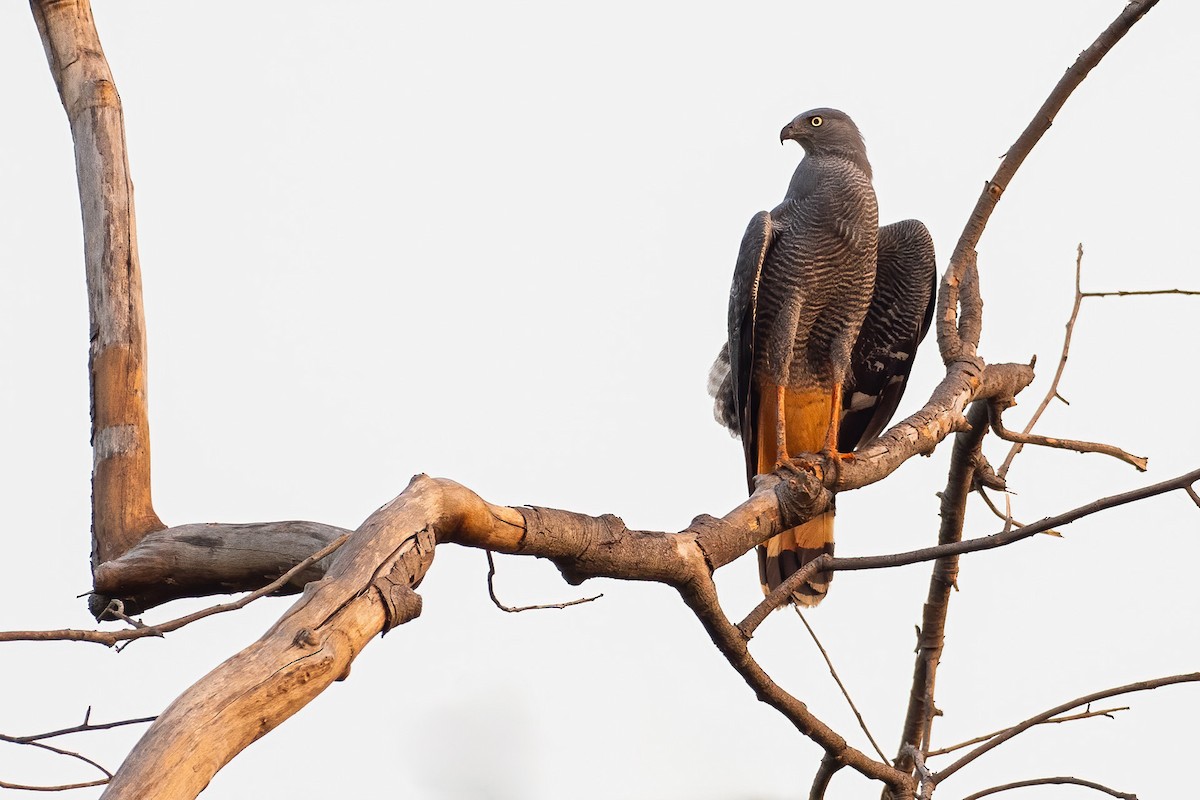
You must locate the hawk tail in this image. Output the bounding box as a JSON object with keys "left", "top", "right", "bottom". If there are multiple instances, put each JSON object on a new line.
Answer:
{"left": 758, "top": 511, "right": 835, "bottom": 607}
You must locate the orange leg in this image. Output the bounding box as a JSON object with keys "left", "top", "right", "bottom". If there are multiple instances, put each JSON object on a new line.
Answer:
{"left": 822, "top": 381, "right": 854, "bottom": 460}
{"left": 774, "top": 384, "right": 790, "bottom": 469}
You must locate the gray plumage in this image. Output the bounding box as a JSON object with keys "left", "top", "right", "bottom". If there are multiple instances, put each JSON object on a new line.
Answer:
{"left": 719, "top": 108, "right": 879, "bottom": 487}
{"left": 708, "top": 108, "right": 936, "bottom": 607}
{"left": 839, "top": 219, "right": 937, "bottom": 449}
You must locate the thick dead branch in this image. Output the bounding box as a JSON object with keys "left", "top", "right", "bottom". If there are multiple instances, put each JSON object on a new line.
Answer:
{"left": 91, "top": 521, "right": 350, "bottom": 614}
{"left": 938, "top": 0, "right": 1160, "bottom": 363}
{"left": 935, "top": 673, "right": 1200, "bottom": 785}
{"left": 894, "top": 401, "right": 990, "bottom": 779}
{"left": 0, "top": 535, "right": 348, "bottom": 647}
{"left": 960, "top": 776, "right": 1137, "bottom": 800}
{"left": 97, "top": 484, "right": 435, "bottom": 800}
{"left": 31, "top": 0, "right": 164, "bottom": 569}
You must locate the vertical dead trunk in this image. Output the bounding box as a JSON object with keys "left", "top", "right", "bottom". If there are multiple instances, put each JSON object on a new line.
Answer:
{"left": 31, "top": 0, "right": 164, "bottom": 571}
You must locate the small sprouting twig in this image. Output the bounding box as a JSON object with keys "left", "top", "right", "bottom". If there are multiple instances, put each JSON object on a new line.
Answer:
{"left": 6, "top": 708, "right": 156, "bottom": 743}
{"left": 926, "top": 705, "right": 1128, "bottom": 757}
{"left": 0, "top": 535, "right": 350, "bottom": 648}
{"left": 793, "top": 608, "right": 888, "bottom": 763}
{"left": 959, "top": 775, "right": 1137, "bottom": 800}
{"left": 990, "top": 401, "right": 1147, "bottom": 472}
{"left": 903, "top": 744, "right": 936, "bottom": 800}
{"left": 485, "top": 551, "right": 602, "bottom": 613}
{"left": 976, "top": 488, "right": 1060, "bottom": 537}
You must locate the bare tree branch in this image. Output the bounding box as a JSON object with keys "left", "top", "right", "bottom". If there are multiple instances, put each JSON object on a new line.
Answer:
{"left": 998, "top": 244, "right": 1087, "bottom": 479}
{"left": 990, "top": 401, "right": 1147, "bottom": 472}
{"left": 0, "top": 535, "right": 348, "bottom": 647}
{"left": 31, "top": 0, "right": 165, "bottom": 576}
{"left": 485, "top": 551, "right": 602, "bottom": 612}
{"left": 1081, "top": 288, "right": 1200, "bottom": 298}
{"left": 959, "top": 775, "right": 1138, "bottom": 800}
{"left": 678, "top": 575, "right": 910, "bottom": 793}
{"left": 807, "top": 752, "right": 846, "bottom": 800}
{"left": 935, "top": 673, "right": 1200, "bottom": 784}
{"left": 976, "top": 488, "right": 1061, "bottom": 537}
{"left": 0, "top": 778, "right": 109, "bottom": 792}
{"left": 894, "top": 401, "right": 990, "bottom": 779}
{"left": 3, "top": 711, "right": 156, "bottom": 743}
{"left": 938, "top": 0, "right": 1161, "bottom": 363}
{"left": 926, "top": 706, "right": 1128, "bottom": 757}
{"left": 1186, "top": 485, "right": 1200, "bottom": 510}
{"left": 741, "top": 465, "right": 1199, "bottom": 641}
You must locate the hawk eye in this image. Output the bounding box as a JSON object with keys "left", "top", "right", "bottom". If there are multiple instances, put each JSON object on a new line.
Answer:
{"left": 810, "top": 116, "right": 823, "bottom": 127}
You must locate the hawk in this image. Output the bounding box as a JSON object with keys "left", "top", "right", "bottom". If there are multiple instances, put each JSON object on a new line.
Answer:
{"left": 709, "top": 108, "right": 936, "bottom": 606}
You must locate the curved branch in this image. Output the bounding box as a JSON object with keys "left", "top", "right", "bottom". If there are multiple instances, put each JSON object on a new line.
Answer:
{"left": 960, "top": 776, "right": 1137, "bottom": 800}
{"left": 990, "top": 403, "right": 1147, "bottom": 471}
{"left": 935, "top": 673, "right": 1200, "bottom": 784}
{"left": 938, "top": 0, "right": 1161, "bottom": 362}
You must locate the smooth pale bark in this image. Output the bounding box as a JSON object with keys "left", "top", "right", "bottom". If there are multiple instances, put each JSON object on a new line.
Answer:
{"left": 100, "top": 478, "right": 440, "bottom": 800}
{"left": 32, "top": 0, "right": 164, "bottom": 567}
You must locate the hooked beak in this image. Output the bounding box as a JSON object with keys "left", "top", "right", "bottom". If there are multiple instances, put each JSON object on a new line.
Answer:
{"left": 780, "top": 120, "right": 802, "bottom": 145}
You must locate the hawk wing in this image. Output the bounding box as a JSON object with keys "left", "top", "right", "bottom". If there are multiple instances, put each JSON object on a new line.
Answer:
{"left": 709, "top": 211, "right": 775, "bottom": 490}
{"left": 839, "top": 218, "right": 937, "bottom": 451}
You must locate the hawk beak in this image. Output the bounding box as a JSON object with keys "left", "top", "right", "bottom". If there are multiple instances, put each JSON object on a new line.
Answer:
{"left": 780, "top": 122, "right": 799, "bottom": 144}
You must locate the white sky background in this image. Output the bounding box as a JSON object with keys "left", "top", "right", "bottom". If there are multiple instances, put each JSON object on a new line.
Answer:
{"left": 2, "top": 2, "right": 1198, "bottom": 798}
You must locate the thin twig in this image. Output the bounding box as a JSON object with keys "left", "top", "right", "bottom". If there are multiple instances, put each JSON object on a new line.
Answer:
{"left": 935, "top": 673, "right": 1200, "bottom": 784}
{"left": 998, "top": 244, "right": 1086, "bottom": 479}
{"left": 938, "top": 0, "right": 1161, "bottom": 361}
{"left": 903, "top": 744, "right": 936, "bottom": 800}
{"left": 991, "top": 401, "right": 1147, "bottom": 472}
{"left": 793, "top": 608, "right": 888, "bottom": 762}
{"left": 0, "top": 535, "right": 350, "bottom": 647}
{"left": 0, "top": 738, "right": 112, "bottom": 780}
{"left": 1081, "top": 288, "right": 1200, "bottom": 298}
{"left": 485, "top": 551, "right": 602, "bottom": 612}
{"left": 926, "top": 706, "right": 1128, "bottom": 757}
{"left": 739, "top": 467, "right": 1200, "bottom": 637}
{"left": 977, "top": 488, "right": 1060, "bottom": 537}
{"left": 4, "top": 712, "right": 156, "bottom": 743}
{"left": 959, "top": 775, "right": 1137, "bottom": 800}
{"left": 0, "top": 778, "right": 109, "bottom": 792}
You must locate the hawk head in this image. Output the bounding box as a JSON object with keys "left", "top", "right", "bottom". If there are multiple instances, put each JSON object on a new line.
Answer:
{"left": 780, "top": 108, "right": 868, "bottom": 162}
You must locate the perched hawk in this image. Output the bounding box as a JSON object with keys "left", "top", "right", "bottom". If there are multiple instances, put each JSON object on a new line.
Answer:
{"left": 709, "top": 108, "right": 936, "bottom": 606}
